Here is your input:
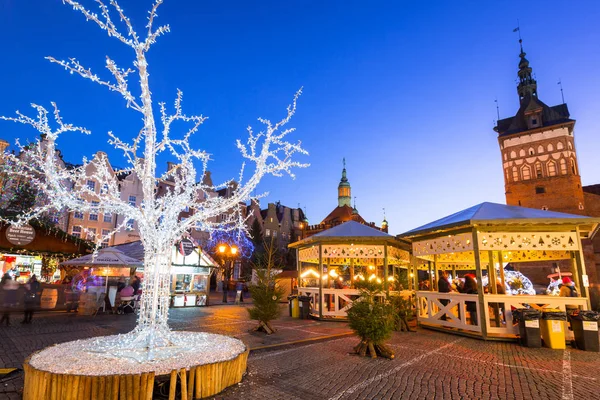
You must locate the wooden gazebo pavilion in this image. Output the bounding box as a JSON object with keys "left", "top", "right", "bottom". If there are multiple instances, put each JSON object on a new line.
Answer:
{"left": 399, "top": 202, "right": 600, "bottom": 340}
{"left": 289, "top": 221, "right": 411, "bottom": 319}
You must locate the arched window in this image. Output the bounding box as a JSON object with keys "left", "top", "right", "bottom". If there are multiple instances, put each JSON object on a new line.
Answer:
{"left": 519, "top": 149, "right": 525, "bottom": 157}
{"left": 528, "top": 148, "right": 535, "bottom": 156}
{"left": 503, "top": 153, "right": 507, "bottom": 161}
{"left": 568, "top": 141, "right": 573, "bottom": 150}
{"left": 560, "top": 159, "right": 568, "bottom": 175}
{"left": 557, "top": 142, "right": 564, "bottom": 150}
{"left": 522, "top": 165, "right": 531, "bottom": 180}
{"left": 547, "top": 161, "right": 557, "bottom": 176}
{"left": 538, "top": 145, "right": 544, "bottom": 154}
{"left": 510, "top": 151, "right": 517, "bottom": 159}
{"left": 571, "top": 158, "right": 577, "bottom": 175}
{"left": 512, "top": 167, "right": 519, "bottom": 182}
{"left": 547, "top": 143, "right": 554, "bottom": 152}
{"left": 535, "top": 162, "right": 543, "bottom": 178}
{"left": 505, "top": 169, "right": 510, "bottom": 181}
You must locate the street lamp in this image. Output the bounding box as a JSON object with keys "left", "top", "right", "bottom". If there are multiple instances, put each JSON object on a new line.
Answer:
{"left": 217, "top": 243, "right": 239, "bottom": 303}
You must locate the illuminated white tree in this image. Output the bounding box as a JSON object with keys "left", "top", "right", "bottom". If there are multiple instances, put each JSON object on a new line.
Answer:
{"left": 1, "top": 0, "right": 307, "bottom": 357}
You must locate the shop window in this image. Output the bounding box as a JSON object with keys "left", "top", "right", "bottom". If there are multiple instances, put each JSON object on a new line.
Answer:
{"left": 89, "top": 201, "right": 99, "bottom": 221}
{"left": 547, "top": 161, "right": 557, "bottom": 177}
{"left": 72, "top": 226, "right": 82, "bottom": 238}
{"left": 86, "top": 180, "right": 96, "bottom": 192}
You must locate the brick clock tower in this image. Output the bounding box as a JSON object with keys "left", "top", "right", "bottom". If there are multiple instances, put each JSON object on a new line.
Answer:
{"left": 494, "top": 40, "right": 585, "bottom": 214}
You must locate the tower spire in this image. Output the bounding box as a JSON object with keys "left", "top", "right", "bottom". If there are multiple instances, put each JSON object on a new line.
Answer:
{"left": 338, "top": 158, "right": 351, "bottom": 207}
{"left": 514, "top": 25, "right": 537, "bottom": 102}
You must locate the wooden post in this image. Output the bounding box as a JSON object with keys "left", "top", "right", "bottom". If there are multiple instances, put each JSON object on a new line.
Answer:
{"left": 433, "top": 255, "right": 439, "bottom": 291}
{"left": 452, "top": 265, "right": 456, "bottom": 280}
{"left": 384, "top": 244, "right": 389, "bottom": 296}
{"left": 318, "top": 243, "right": 323, "bottom": 319}
{"left": 488, "top": 251, "right": 497, "bottom": 295}
{"left": 350, "top": 258, "right": 354, "bottom": 289}
{"left": 472, "top": 229, "right": 488, "bottom": 339}
{"left": 497, "top": 251, "right": 505, "bottom": 289}
{"left": 296, "top": 248, "right": 301, "bottom": 291}
{"left": 428, "top": 261, "right": 433, "bottom": 291}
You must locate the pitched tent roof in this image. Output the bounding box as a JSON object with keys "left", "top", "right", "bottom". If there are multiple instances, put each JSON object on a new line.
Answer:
{"left": 110, "top": 240, "right": 219, "bottom": 268}
{"left": 313, "top": 220, "right": 392, "bottom": 238}
{"left": 60, "top": 247, "right": 143, "bottom": 266}
{"left": 289, "top": 220, "right": 406, "bottom": 249}
{"left": 401, "top": 202, "right": 600, "bottom": 238}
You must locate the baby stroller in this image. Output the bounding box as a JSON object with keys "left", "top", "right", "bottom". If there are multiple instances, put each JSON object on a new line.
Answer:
{"left": 116, "top": 296, "right": 135, "bottom": 314}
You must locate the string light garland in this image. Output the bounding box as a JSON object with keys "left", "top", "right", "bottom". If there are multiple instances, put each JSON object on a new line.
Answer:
{"left": 0, "top": 0, "right": 308, "bottom": 360}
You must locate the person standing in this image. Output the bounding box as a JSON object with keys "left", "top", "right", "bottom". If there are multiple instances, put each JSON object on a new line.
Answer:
{"left": 437, "top": 270, "right": 452, "bottom": 321}
{"left": 460, "top": 274, "right": 478, "bottom": 326}
{"left": 0, "top": 273, "right": 19, "bottom": 326}
{"left": 22, "top": 275, "right": 40, "bottom": 324}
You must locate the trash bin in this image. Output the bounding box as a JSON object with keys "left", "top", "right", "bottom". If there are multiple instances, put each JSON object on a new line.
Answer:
{"left": 540, "top": 309, "right": 567, "bottom": 349}
{"left": 568, "top": 311, "right": 600, "bottom": 352}
{"left": 288, "top": 295, "right": 300, "bottom": 318}
{"left": 298, "top": 295, "right": 312, "bottom": 319}
{"left": 513, "top": 308, "right": 541, "bottom": 348}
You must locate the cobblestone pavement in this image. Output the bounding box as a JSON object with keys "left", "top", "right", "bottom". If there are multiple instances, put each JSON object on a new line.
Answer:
{"left": 1, "top": 305, "right": 599, "bottom": 399}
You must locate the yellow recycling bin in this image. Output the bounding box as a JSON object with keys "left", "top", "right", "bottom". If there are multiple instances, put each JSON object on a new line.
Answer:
{"left": 291, "top": 296, "right": 300, "bottom": 318}
{"left": 540, "top": 309, "right": 567, "bottom": 349}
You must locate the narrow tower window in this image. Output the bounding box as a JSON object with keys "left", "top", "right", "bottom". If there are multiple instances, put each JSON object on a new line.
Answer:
{"left": 522, "top": 165, "right": 531, "bottom": 180}
{"left": 547, "top": 161, "right": 557, "bottom": 177}
{"left": 512, "top": 167, "right": 519, "bottom": 182}
{"left": 535, "top": 162, "right": 543, "bottom": 178}
{"left": 559, "top": 159, "right": 567, "bottom": 175}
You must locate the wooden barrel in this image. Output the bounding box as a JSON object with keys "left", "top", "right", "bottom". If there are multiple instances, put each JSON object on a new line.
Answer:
{"left": 39, "top": 288, "right": 58, "bottom": 309}
{"left": 78, "top": 293, "right": 98, "bottom": 315}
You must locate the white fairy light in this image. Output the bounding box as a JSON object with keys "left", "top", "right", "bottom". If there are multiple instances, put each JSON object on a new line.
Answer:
{"left": 1, "top": 0, "right": 308, "bottom": 359}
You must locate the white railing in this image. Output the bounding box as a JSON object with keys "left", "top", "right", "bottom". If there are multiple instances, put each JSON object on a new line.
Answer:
{"left": 297, "top": 287, "right": 413, "bottom": 318}
{"left": 483, "top": 294, "right": 588, "bottom": 336}
{"left": 416, "top": 291, "right": 589, "bottom": 338}
{"left": 416, "top": 291, "right": 481, "bottom": 333}
{"left": 298, "top": 287, "right": 362, "bottom": 318}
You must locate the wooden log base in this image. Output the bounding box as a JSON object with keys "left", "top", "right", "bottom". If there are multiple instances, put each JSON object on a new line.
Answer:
{"left": 352, "top": 340, "right": 395, "bottom": 360}
{"left": 252, "top": 321, "right": 276, "bottom": 335}
{"left": 23, "top": 349, "right": 249, "bottom": 400}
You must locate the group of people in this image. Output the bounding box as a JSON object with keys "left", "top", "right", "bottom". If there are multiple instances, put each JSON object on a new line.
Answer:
{"left": 0, "top": 272, "right": 40, "bottom": 326}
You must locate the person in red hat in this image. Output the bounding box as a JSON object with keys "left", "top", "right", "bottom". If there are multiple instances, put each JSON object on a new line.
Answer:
{"left": 559, "top": 276, "right": 578, "bottom": 298}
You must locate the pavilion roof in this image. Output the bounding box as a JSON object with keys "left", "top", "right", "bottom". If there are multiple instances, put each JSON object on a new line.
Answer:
{"left": 401, "top": 202, "right": 600, "bottom": 238}
{"left": 290, "top": 220, "right": 406, "bottom": 249}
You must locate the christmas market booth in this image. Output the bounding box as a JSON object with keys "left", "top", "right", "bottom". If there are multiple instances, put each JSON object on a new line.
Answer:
{"left": 112, "top": 239, "right": 218, "bottom": 307}
{"left": 289, "top": 220, "right": 411, "bottom": 319}
{"left": 399, "top": 202, "right": 600, "bottom": 340}
{"left": 1, "top": 221, "right": 92, "bottom": 282}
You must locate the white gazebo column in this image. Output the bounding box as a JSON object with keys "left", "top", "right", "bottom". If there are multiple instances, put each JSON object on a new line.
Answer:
{"left": 497, "top": 251, "right": 505, "bottom": 289}
{"left": 318, "top": 244, "right": 323, "bottom": 319}
{"left": 296, "top": 248, "right": 301, "bottom": 289}
{"left": 428, "top": 261, "right": 433, "bottom": 291}
{"left": 433, "top": 255, "right": 439, "bottom": 291}
{"left": 472, "top": 229, "right": 488, "bottom": 339}
{"left": 487, "top": 251, "right": 497, "bottom": 295}
{"left": 573, "top": 228, "right": 591, "bottom": 308}
{"left": 384, "top": 244, "right": 389, "bottom": 295}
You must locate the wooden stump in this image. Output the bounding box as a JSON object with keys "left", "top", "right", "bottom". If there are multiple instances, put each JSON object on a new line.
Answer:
{"left": 352, "top": 340, "right": 395, "bottom": 360}
{"left": 23, "top": 349, "right": 249, "bottom": 400}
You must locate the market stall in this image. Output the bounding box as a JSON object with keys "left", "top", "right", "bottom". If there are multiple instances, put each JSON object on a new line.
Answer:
{"left": 60, "top": 247, "right": 143, "bottom": 312}
{"left": 289, "top": 220, "right": 411, "bottom": 319}
{"left": 399, "top": 202, "right": 600, "bottom": 340}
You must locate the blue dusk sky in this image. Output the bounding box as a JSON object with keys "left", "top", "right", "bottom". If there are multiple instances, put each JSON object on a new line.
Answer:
{"left": 1, "top": 1, "right": 599, "bottom": 235}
